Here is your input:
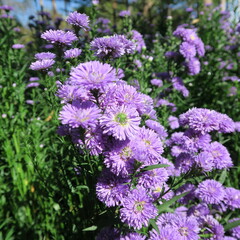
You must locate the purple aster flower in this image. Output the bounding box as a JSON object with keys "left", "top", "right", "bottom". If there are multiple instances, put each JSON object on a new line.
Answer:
{"left": 224, "top": 187, "right": 240, "bottom": 210}
{"left": 149, "top": 226, "right": 181, "bottom": 240}
{"left": 194, "top": 151, "right": 214, "bottom": 172}
{"left": 229, "top": 218, "right": 240, "bottom": 239}
{"left": 119, "top": 10, "right": 131, "bottom": 17}
{"left": 175, "top": 152, "right": 195, "bottom": 173}
{"left": 0, "top": 5, "right": 14, "bottom": 11}
{"left": 224, "top": 237, "right": 237, "bottom": 240}
{"left": 30, "top": 59, "right": 55, "bottom": 71}
{"left": 168, "top": 116, "right": 179, "bottom": 129}
{"left": 96, "top": 169, "right": 129, "bottom": 207}
{"left": 99, "top": 104, "right": 141, "bottom": 141}
{"left": 145, "top": 120, "right": 168, "bottom": 139}
{"left": 175, "top": 206, "right": 188, "bottom": 217}
{"left": 206, "top": 142, "right": 233, "bottom": 169}
{"left": 156, "top": 99, "right": 177, "bottom": 112}
{"left": 41, "top": 30, "right": 77, "bottom": 45}
{"left": 26, "top": 100, "right": 35, "bottom": 105}
{"left": 130, "top": 30, "right": 146, "bottom": 53}
{"left": 66, "top": 11, "right": 90, "bottom": 30}
{"left": 156, "top": 213, "right": 178, "bottom": 228}
{"left": 35, "top": 52, "right": 56, "bottom": 60}
{"left": 120, "top": 232, "right": 146, "bottom": 240}
{"left": 235, "top": 122, "right": 240, "bottom": 132}
{"left": 26, "top": 82, "right": 40, "bottom": 88}
{"left": 90, "top": 35, "right": 135, "bottom": 59}
{"left": 185, "top": 57, "right": 201, "bottom": 75}
{"left": 59, "top": 100, "right": 101, "bottom": 129}
{"left": 179, "top": 42, "right": 197, "bottom": 59}
{"left": 186, "top": 7, "right": 193, "bottom": 12}
{"left": 195, "top": 39, "right": 205, "bottom": 57}
{"left": 171, "top": 77, "right": 189, "bottom": 97}
{"left": 150, "top": 79, "right": 163, "bottom": 87}
{"left": 69, "top": 61, "right": 118, "bottom": 90}
{"left": 187, "top": 203, "right": 210, "bottom": 218}
{"left": 103, "top": 139, "right": 135, "bottom": 176}
{"left": 217, "top": 112, "right": 235, "bottom": 133}
{"left": 29, "top": 77, "right": 39, "bottom": 82}
{"left": 64, "top": 48, "right": 82, "bottom": 59}
{"left": 196, "top": 179, "right": 225, "bottom": 204}
{"left": 120, "top": 186, "right": 157, "bottom": 230}
{"left": 96, "top": 226, "right": 120, "bottom": 240}
{"left": 228, "top": 86, "right": 237, "bottom": 96}
{"left": 12, "top": 44, "right": 25, "bottom": 49}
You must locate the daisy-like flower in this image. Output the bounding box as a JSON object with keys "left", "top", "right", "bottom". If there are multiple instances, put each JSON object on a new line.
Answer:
{"left": 171, "top": 77, "right": 189, "bottom": 97}
{"left": 66, "top": 11, "right": 90, "bottom": 30}
{"left": 145, "top": 120, "right": 168, "bottom": 140}
{"left": 179, "top": 42, "right": 196, "bottom": 59}
{"left": 130, "top": 30, "right": 146, "bottom": 53}
{"left": 96, "top": 169, "right": 129, "bottom": 207}
{"left": 120, "top": 186, "right": 157, "bottom": 230}
{"left": 120, "top": 232, "right": 146, "bottom": 240}
{"left": 69, "top": 61, "right": 118, "bottom": 90}
{"left": 196, "top": 179, "right": 225, "bottom": 204}
{"left": 185, "top": 57, "right": 201, "bottom": 75}
{"left": 206, "top": 141, "right": 233, "bottom": 169}
{"left": 168, "top": 116, "right": 180, "bottom": 129}
{"left": 224, "top": 187, "right": 240, "bottom": 210}
{"left": 149, "top": 226, "right": 181, "bottom": 240}
{"left": 119, "top": 10, "right": 131, "bottom": 17}
{"left": 100, "top": 104, "right": 141, "bottom": 141}
{"left": 30, "top": 59, "right": 55, "bottom": 71}
{"left": 64, "top": 48, "right": 82, "bottom": 59}
{"left": 12, "top": 44, "right": 25, "bottom": 49}
{"left": 41, "top": 30, "right": 77, "bottom": 45}
{"left": 35, "top": 52, "right": 56, "bottom": 60}
{"left": 59, "top": 100, "right": 101, "bottom": 129}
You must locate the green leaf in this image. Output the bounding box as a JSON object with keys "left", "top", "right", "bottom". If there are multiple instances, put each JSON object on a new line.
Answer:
{"left": 224, "top": 220, "right": 240, "bottom": 231}
{"left": 218, "top": 169, "right": 227, "bottom": 184}
{"left": 149, "top": 219, "right": 159, "bottom": 234}
{"left": 82, "top": 225, "right": 97, "bottom": 232}
{"left": 141, "top": 164, "right": 169, "bottom": 171}
{"left": 157, "top": 191, "right": 190, "bottom": 213}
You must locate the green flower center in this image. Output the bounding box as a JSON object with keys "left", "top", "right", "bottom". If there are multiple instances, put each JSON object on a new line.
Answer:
{"left": 115, "top": 113, "right": 128, "bottom": 125}
{"left": 134, "top": 201, "right": 145, "bottom": 212}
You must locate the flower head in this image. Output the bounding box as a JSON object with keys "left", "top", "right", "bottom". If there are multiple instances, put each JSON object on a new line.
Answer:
{"left": 66, "top": 11, "right": 90, "bottom": 30}
{"left": 35, "top": 52, "right": 56, "bottom": 60}
{"left": 30, "top": 59, "right": 55, "bottom": 71}
{"left": 64, "top": 48, "right": 82, "bottom": 59}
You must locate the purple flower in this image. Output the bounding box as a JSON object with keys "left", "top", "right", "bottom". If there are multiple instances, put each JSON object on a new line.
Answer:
{"left": 64, "top": 48, "right": 82, "bottom": 59}
{"left": 120, "top": 186, "right": 157, "bottom": 229}
{"left": 224, "top": 187, "right": 240, "bottom": 210}
{"left": 41, "top": 30, "right": 77, "bottom": 45}
{"left": 70, "top": 61, "right": 118, "bottom": 90}
{"left": 119, "top": 10, "right": 131, "bottom": 17}
{"left": 96, "top": 169, "right": 129, "bottom": 207}
{"left": 26, "top": 82, "right": 40, "bottom": 88}
{"left": 30, "top": 59, "right": 55, "bottom": 71}
{"left": 179, "top": 42, "right": 196, "bottom": 59}
{"left": 26, "top": 100, "right": 34, "bottom": 105}
{"left": 206, "top": 142, "right": 233, "bottom": 169}
{"left": 150, "top": 79, "right": 163, "bottom": 87}
{"left": 145, "top": 120, "right": 168, "bottom": 139}
{"left": 29, "top": 77, "right": 39, "bottom": 82}
{"left": 229, "top": 218, "right": 240, "bottom": 239}
{"left": 171, "top": 77, "right": 189, "bottom": 97}
{"left": 0, "top": 5, "right": 14, "bottom": 11}
{"left": 235, "top": 122, "right": 240, "bottom": 132}
{"left": 59, "top": 100, "right": 101, "bottom": 129}
{"left": 130, "top": 30, "right": 146, "bottom": 53}
{"left": 194, "top": 151, "right": 214, "bottom": 172}
{"left": 185, "top": 57, "right": 200, "bottom": 75}
{"left": 168, "top": 116, "right": 179, "bottom": 129}
{"left": 35, "top": 52, "right": 56, "bottom": 60}
{"left": 120, "top": 232, "right": 146, "bottom": 240}
{"left": 149, "top": 226, "right": 181, "bottom": 240}
{"left": 187, "top": 203, "right": 210, "bottom": 218}
{"left": 90, "top": 35, "right": 135, "bottom": 58}
{"left": 196, "top": 179, "right": 225, "bottom": 204}
{"left": 99, "top": 104, "right": 141, "bottom": 141}
{"left": 12, "top": 44, "right": 25, "bottom": 49}
{"left": 66, "top": 11, "right": 90, "bottom": 30}
{"left": 175, "top": 152, "right": 195, "bottom": 173}
{"left": 175, "top": 183, "right": 196, "bottom": 204}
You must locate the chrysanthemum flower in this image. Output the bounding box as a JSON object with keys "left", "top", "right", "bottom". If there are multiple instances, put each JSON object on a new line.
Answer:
{"left": 120, "top": 187, "right": 157, "bottom": 229}
{"left": 35, "top": 52, "right": 56, "bottom": 60}
{"left": 224, "top": 187, "right": 240, "bottom": 210}
{"left": 185, "top": 57, "right": 201, "bottom": 75}
{"left": 206, "top": 141, "right": 233, "bottom": 169}
{"left": 59, "top": 100, "right": 101, "bottom": 129}
{"left": 30, "top": 59, "right": 55, "bottom": 71}
{"left": 69, "top": 61, "right": 118, "bottom": 90}
{"left": 41, "top": 29, "right": 77, "bottom": 45}
{"left": 145, "top": 120, "right": 168, "bottom": 140}
{"left": 64, "top": 48, "right": 82, "bottom": 59}
{"left": 171, "top": 77, "right": 189, "bottom": 97}
{"left": 66, "top": 11, "right": 90, "bottom": 30}
{"left": 96, "top": 169, "right": 129, "bottom": 207}
{"left": 149, "top": 226, "right": 181, "bottom": 240}
{"left": 196, "top": 179, "right": 225, "bottom": 204}
{"left": 100, "top": 104, "right": 140, "bottom": 141}
{"left": 194, "top": 151, "right": 214, "bottom": 172}
{"left": 179, "top": 42, "right": 196, "bottom": 59}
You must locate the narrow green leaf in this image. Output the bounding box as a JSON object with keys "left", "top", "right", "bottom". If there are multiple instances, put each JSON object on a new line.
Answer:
{"left": 82, "top": 226, "right": 97, "bottom": 232}
{"left": 218, "top": 169, "right": 227, "bottom": 184}
{"left": 224, "top": 220, "right": 240, "bottom": 231}
{"left": 141, "top": 164, "right": 169, "bottom": 171}
{"left": 157, "top": 191, "right": 190, "bottom": 213}
{"left": 149, "top": 219, "right": 159, "bottom": 234}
